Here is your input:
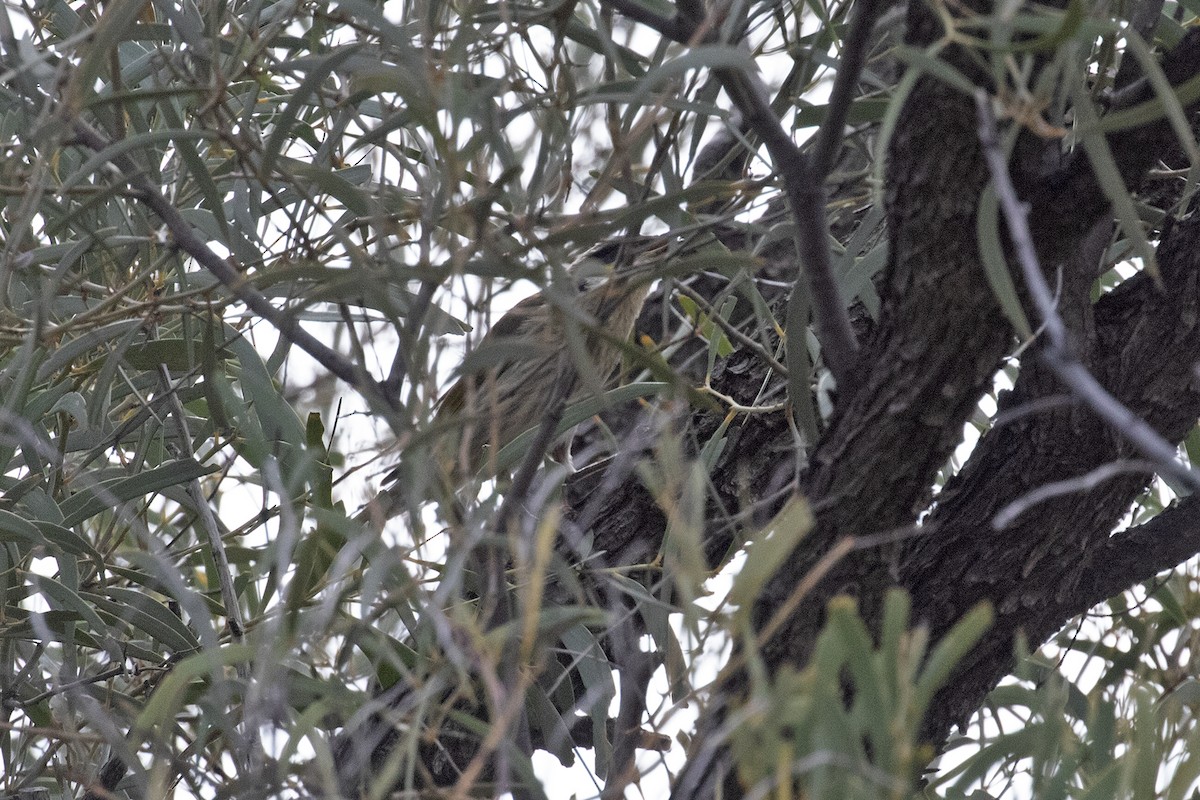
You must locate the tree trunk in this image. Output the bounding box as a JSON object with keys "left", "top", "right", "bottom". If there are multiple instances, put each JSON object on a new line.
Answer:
{"left": 563, "top": 5, "right": 1200, "bottom": 797}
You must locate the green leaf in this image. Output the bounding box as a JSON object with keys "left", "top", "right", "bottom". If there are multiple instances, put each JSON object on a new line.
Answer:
{"left": 261, "top": 45, "right": 368, "bottom": 177}
{"left": 526, "top": 681, "right": 577, "bottom": 767}
{"left": 37, "top": 320, "right": 144, "bottom": 380}
{"left": 32, "top": 574, "right": 108, "bottom": 633}
{"left": 0, "top": 510, "right": 49, "bottom": 548}
{"left": 58, "top": 458, "right": 215, "bottom": 527}
{"left": 122, "top": 339, "right": 202, "bottom": 371}
{"left": 1094, "top": 76, "right": 1200, "bottom": 135}
{"left": 1073, "top": 87, "right": 1160, "bottom": 280}
{"left": 560, "top": 624, "right": 614, "bottom": 776}
{"left": 633, "top": 45, "right": 758, "bottom": 104}
{"left": 893, "top": 44, "right": 977, "bottom": 96}
{"left": 134, "top": 644, "right": 253, "bottom": 735}
{"left": 289, "top": 162, "right": 373, "bottom": 216}
{"left": 784, "top": 255, "right": 818, "bottom": 442}
{"left": 36, "top": 521, "right": 99, "bottom": 557}
{"left": 59, "top": 129, "right": 216, "bottom": 193}
{"left": 223, "top": 325, "right": 307, "bottom": 451}
{"left": 977, "top": 178, "right": 1034, "bottom": 340}
{"left": 730, "top": 496, "right": 813, "bottom": 610}
{"left": 88, "top": 589, "right": 200, "bottom": 653}
{"left": 305, "top": 412, "right": 334, "bottom": 508}
{"left": 793, "top": 97, "right": 892, "bottom": 129}
{"left": 353, "top": 630, "right": 421, "bottom": 689}
{"left": 48, "top": 391, "right": 89, "bottom": 425}
{"left": 69, "top": 0, "right": 152, "bottom": 105}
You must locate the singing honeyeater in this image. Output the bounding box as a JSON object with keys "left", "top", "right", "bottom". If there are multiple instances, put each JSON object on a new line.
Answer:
{"left": 360, "top": 237, "right": 665, "bottom": 522}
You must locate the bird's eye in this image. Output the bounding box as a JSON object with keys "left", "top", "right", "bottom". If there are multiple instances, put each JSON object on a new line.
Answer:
{"left": 570, "top": 256, "right": 611, "bottom": 290}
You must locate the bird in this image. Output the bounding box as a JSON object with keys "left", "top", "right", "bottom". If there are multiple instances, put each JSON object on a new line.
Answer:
{"left": 434, "top": 240, "right": 660, "bottom": 477}
{"left": 360, "top": 236, "right": 666, "bottom": 523}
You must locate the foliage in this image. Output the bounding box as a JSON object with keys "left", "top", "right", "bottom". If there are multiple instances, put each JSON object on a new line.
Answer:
{"left": 0, "top": 0, "right": 1199, "bottom": 799}
{"left": 731, "top": 592, "right": 992, "bottom": 800}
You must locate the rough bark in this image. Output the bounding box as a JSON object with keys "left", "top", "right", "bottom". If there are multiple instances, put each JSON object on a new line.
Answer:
{"left": 559, "top": 6, "right": 1200, "bottom": 799}
{"left": 906, "top": 214, "right": 1200, "bottom": 743}
{"left": 346, "top": 2, "right": 1200, "bottom": 794}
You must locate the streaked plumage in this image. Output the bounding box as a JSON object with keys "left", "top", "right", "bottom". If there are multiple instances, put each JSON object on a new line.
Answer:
{"left": 431, "top": 243, "right": 658, "bottom": 481}
{"left": 356, "top": 239, "right": 665, "bottom": 528}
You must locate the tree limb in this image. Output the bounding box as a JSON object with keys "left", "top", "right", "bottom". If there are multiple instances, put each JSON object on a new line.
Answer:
{"left": 976, "top": 90, "right": 1200, "bottom": 489}
{"left": 810, "top": 0, "right": 889, "bottom": 181}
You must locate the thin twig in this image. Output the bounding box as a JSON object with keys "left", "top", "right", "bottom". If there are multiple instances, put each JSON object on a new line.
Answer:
{"left": 811, "top": 0, "right": 888, "bottom": 180}
{"left": 700, "top": 385, "right": 789, "bottom": 415}
{"left": 675, "top": 282, "right": 790, "bottom": 377}
{"left": 22, "top": 664, "right": 125, "bottom": 707}
{"left": 975, "top": 90, "right": 1200, "bottom": 491}
{"left": 992, "top": 459, "right": 1158, "bottom": 529}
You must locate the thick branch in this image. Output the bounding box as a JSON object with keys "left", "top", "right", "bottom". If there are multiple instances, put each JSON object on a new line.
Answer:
{"left": 663, "top": 8, "right": 1200, "bottom": 797}
{"left": 1081, "top": 494, "right": 1200, "bottom": 605}
{"left": 752, "top": 6, "right": 1200, "bottom": 678}
{"left": 976, "top": 90, "right": 1200, "bottom": 488}
{"left": 906, "top": 212, "right": 1200, "bottom": 744}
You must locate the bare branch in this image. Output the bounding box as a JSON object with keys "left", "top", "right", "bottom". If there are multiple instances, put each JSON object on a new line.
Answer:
{"left": 990, "top": 459, "right": 1157, "bottom": 529}
{"left": 598, "top": 0, "right": 694, "bottom": 42}
{"left": 810, "top": 0, "right": 889, "bottom": 180}
{"left": 975, "top": 90, "right": 1200, "bottom": 490}
{"left": 717, "top": 67, "right": 860, "bottom": 392}
{"left": 67, "top": 118, "right": 403, "bottom": 418}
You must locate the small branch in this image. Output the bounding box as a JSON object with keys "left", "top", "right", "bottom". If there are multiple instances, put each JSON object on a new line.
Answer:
{"left": 599, "top": 0, "right": 694, "bottom": 42}
{"left": 157, "top": 364, "right": 246, "bottom": 644}
{"left": 1081, "top": 492, "right": 1200, "bottom": 606}
{"left": 601, "top": 612, "right": 656, "bottom": 800}
{"left": 811, "top": 0, "right": 888, "bottom": 180}
{"left": 716, "top": 67, "right": 859, "bottom": 392}
{"left": 22, "top": 664, "right": 125, "bottom": 707}
{"left": 699, "top": 384, "right": 788, "bottom": 415}
{"left": 66, "top": 118, "right": 402, "bottom": 417}
{"left": 675, "top": 283, "right": 790, "bottom": 377}
{"left": 975, "top": 90, "right": 1200, "bottom": 491}
{"left": 601, "top": 0, "right": 860, "bottom": 392}
{"left": 991, "top": 459, "right": 1157, "bottom": 529}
